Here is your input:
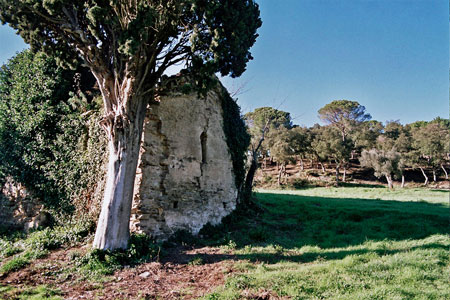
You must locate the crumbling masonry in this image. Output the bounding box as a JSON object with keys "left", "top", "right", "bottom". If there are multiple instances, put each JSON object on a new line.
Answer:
{"left": 130, "top": 81, "right": 238, "bottom": 239}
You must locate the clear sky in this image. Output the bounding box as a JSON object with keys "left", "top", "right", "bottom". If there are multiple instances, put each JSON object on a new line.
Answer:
{"left": 1, "top": 0, "right": 448, "bottom": 127}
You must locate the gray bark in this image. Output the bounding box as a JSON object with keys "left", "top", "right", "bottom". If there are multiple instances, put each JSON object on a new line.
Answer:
{"left": 441, "top": 164, "right": 448, "bottom": 179}
{"left": 401, "top": 175, "right": 405, "bottom": 188}
{"left": 432, "top": 169, "right": 437, "bottom": 182}
{"left": 386, "top": 175, "right": 393, "bottom": 189}
{"left": 419, "top": 167, "right": 428, "bottom": 185}
{"left": 277, "top": 166, "right": 282, "bottom": 186}
{"left": 93, "top": 95, "right": 147, "bottom": 250}
{"left": 319, "top": 162, "right": 325, "bottom": 173}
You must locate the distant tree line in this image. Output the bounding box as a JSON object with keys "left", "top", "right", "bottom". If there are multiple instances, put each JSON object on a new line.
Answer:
{"left": 244, "top": 101, "right": 449, "bottom": 189}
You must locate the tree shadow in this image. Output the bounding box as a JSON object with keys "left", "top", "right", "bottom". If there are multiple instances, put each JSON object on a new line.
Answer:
{"left": 162, "top": 191, "right": 450, "bottom": 266}
{"left": 167, "top": 242, "right": 449, "bottom": 265}
{"left": 192, "top": 191, "right": 450, "bottom": 250}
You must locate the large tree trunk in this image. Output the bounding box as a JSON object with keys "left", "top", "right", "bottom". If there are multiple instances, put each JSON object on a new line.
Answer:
{"left": 419, "top": 167, "right": 428, "bottom": 185}
{"left": 401, "top": 175, "right": 405, "bottom": 188}
{"left": 385, "top": 175, "right": 393, "bottom": 189}
{"left": 93, "top": 92, "right": 148, "bottom": 250}
{"left": 432, "top": 169, "right": 437, "bottom": 182}
{"left": 441, "top": 164, "right": 448, "bottom": 179}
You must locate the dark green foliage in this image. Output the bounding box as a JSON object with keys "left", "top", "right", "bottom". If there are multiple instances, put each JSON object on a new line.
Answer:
{"left": 248, "top": 227, "right": 270, "bottom": 242}
{"left": 1, "top": 0, "right": 261, "bottom": 250}
{"left": 220, "top": 88, "right": 250, "bottom": 189}
{"left": 290, "top": 178, "right": 310, "bottom": 189}
{"left": 0, "top": 50, "right": 106, "bottom": 217}
{"left": 75, "top": 233, "right": 160, "bottom": 276}
{"left": 0, "top": 50, "right": 77, "bottom": 209}
{"left": 411, "top": 122, "right": 449, "bottom": 168}
{"left": 311, "top": 126, "right": 354, "bottom": 165}
{"left": 352, "top": 120, "right": 384, "bottom": 151}
{"left": 0, "top": 0, "right": 261, "bottom": 89}
{"left": 245, "top": 107, "right": 294, "bottom": 132}
{"left": 25, "top": 223, "right": 91, "bottom": 251}
{"left": 244, "top": 106, "right": 294, "bottom": 156}
{"left": 318, "top": 100, "right": 371, "bottom": 140}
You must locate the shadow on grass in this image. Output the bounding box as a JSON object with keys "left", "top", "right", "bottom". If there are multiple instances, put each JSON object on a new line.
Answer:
{"left": 187, "top": 192, "right": 450, "bottom": 252}
{"left": 169, "top": 242, "right": 450, "bottom": 265}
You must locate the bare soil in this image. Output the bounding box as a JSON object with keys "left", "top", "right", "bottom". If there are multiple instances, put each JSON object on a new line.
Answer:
{"left": 0, "top": 246, "right": 238, "bottom": 299}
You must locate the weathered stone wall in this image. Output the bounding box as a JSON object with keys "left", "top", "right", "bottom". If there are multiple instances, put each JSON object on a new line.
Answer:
{"left": 130, "top": 84, "right": 238, "bottom": 239}
{"left": 0, "top": 177, "right": 49, "bottom": 231}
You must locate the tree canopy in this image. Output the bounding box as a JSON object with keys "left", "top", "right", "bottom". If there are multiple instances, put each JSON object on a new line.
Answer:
{"left": 360, "top": 149, "right": 403, "bottom": 189}
{"left": 1, "top": 0, "right": 262, "bottom": 250}
{"left": 318, "top": 100, "right": 371, "bottom": 141}
{"left": 0, "top": 1, "right": 261, "bottom": 80}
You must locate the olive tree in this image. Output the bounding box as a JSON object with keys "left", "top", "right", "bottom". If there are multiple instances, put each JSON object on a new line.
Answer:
{"left": 376, "top": 121, "right": 412, "bottom": 187}
{"left": 360, "top": 149, "right": 403, "bottom": 189}
{"left": 0, "top": 0, "right": 261, "bottom": 250}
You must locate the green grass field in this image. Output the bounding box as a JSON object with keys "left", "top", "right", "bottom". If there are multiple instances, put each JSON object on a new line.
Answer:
{"left": 201, "top": 186, "right": 450, "bottom": 299}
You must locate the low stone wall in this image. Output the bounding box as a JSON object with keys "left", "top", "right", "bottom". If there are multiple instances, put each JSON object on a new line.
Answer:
{"left": 130, "top": 84, "right": 238, "bottom": 239}
{"left": 0, "top": 177, "right": 49, "bottom": 231}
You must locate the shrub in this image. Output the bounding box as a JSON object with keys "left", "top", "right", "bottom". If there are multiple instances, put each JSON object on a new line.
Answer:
{"left": 0, "top": 50, "right": 107, "bottom": 221}
{"left": 75, "top": 233, "right": 160, "bottom": 278}
{"left": 291, "top": 178, "right": 309, "bottom": 189}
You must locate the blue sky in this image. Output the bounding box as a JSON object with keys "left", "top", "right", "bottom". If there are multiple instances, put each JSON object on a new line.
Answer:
{"left": 1, "top": 0, "right": 448, "bottom": 126}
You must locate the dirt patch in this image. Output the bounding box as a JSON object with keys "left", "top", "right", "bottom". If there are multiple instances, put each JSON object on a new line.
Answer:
{"left": 1, "top": 246, "right": 237, "bottom": 299}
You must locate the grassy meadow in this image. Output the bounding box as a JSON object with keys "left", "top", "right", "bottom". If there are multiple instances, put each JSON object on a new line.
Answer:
{"left": 200, "top": 186, "right": 450, "bottom": 299}
{"left": 1, "top": 186, "right": 449, "bottom": 299}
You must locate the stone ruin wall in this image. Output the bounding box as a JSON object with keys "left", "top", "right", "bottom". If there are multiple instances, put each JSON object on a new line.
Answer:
{"left": 130, "top": 83, "right": 238, "bottom": 239}
{"left": 0, "top": 78, "right": 239, "bottom": 239}
{"left": 0, "top": 177, "right": 49, "bottom": 231}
